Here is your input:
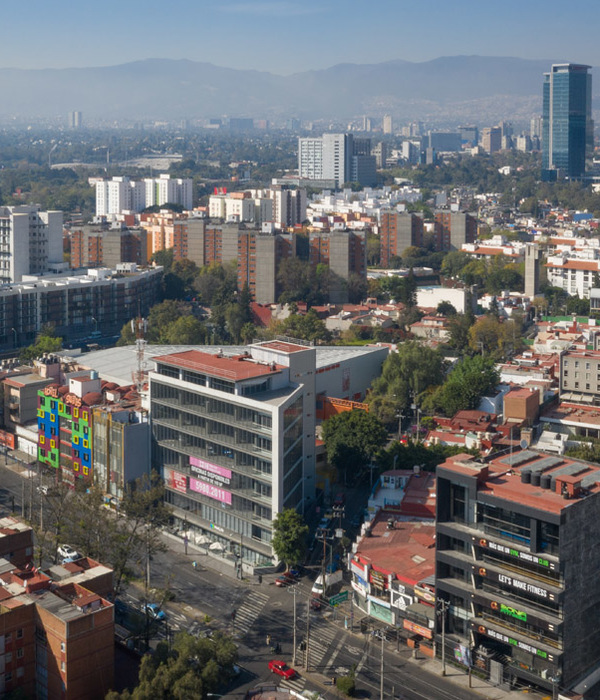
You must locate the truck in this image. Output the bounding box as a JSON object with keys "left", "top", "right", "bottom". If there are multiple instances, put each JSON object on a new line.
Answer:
{"left": 311, "top": 569, "right": 343, "bottom": 596}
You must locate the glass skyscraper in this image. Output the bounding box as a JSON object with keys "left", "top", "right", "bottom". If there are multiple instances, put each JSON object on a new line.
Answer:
{"left": 542, "top": 63, "right": 593, "bottom": 180}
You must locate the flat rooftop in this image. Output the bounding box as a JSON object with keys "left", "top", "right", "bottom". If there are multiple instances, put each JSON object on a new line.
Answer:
{"left": 440, "top": 451, "right": 600, "bottom": 515}
{"left": 71, "top": 343, "right": 388, "bottom": 386}
{"left": 153, "top": 350, "right": 284, "bottom": 381}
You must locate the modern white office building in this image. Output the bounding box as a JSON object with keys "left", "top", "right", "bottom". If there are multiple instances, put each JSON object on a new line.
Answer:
{"left": 150, "top": 340, "right": 317, "bottom": 568}
{"left": 0, "top": 205, "right": 63, "bottom": 283}
{"left": 298, "top": 134, "right": 376, "bottom": 188}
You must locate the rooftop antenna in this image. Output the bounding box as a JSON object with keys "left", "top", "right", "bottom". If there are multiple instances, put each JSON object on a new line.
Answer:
{"left": 131, "top": 317, "right": 148, "bottom": 394}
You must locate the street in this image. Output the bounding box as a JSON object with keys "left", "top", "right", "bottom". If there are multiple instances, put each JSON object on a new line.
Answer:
{"left": 0, "top": 462, "right": 494, "bottom": 699}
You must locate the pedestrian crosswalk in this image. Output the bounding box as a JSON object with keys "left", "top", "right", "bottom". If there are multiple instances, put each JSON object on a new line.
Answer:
{"left": 234, "top": 590, "right": 270, "bottom": 636}
{"left": 306, "top": 621, "right": 338, "bottom": 672}
{"left": 279, "top": 675, "right": 306, "bottom": 694}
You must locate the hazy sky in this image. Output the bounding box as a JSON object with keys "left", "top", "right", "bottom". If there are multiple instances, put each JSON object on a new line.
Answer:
{"left": 1, "top": 0, "right": 598, "bottom": 74}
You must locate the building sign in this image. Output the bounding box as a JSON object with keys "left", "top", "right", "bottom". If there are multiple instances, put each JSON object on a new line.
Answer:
{"left": 403, "top": 619, "right": 432, "bottom": 639}
{"left": 472, "top": 593, "right": 557, "bottom": 633}
{"left": 476, "top": 567, "right": 556, "bottom": 602}
{"left": 43, "top": 386, "right": 59, "bottom": 398}
{"left": 350, "top": 560, "right": 366, "bottom": 578}
{"left": 370, "top": 599, "right": 394, "bottom": 625}
{"left": 476, "top": 537, "right": 556, "bottom": 571}
{"left": 473, "top": 623, "right": 554, "bottom": 661}
{"left": 168, "top": 469, "right": 187, "bottom": 494}
{"left": 414, "top": 584, "right": 436, "bottom": 606}
{"left": 190, "top": 456, "right": 232, "bottom": 486}
{"left": 454, "top": 644, "right": 471, "bottom": 667}
{"left": 64, "top": 394, "right": 82, "bottom": 408}
{"left": 190, "top": 477, "right": 232, "bottom": 505}
{"left": 369, "top": 569, "right": 387, "bottom": 589}
{"left": 390, "top": 590, "right": 413, "bottom": 612}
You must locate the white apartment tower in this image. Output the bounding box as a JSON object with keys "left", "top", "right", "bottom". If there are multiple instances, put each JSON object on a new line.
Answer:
{"left": 95, "top": 174, "right": 193, "bottom": 216}
{"left": 0, "top": 206, "right": 64, "bottom": 283}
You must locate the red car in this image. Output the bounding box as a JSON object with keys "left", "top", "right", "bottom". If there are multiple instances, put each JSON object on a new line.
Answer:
{"left": 275, "top": 572, "right": 297, "bottom": 587}
{"left": 268, "top": 660, "right": 297, "bottom": 680}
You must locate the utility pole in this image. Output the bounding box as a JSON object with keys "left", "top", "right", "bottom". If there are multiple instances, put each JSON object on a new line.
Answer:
{"left": 305, "top": 597, "right": 311, "bottom": 672}
{"left": 380, "top": 630, "right": 384, "bottom": 700}
{"left": 437, "top": 598, "right": 450, "bottom": 676}
{"left": 290, "top": 585, "right": 297, "bottom": 666}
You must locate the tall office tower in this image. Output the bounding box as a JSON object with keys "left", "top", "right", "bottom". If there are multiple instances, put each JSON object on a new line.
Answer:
{"left": 481, "top": 127, "right": 502, "bottom": 154}
{"left": 380, "top": 211, "right": 424, "bottom": 266}
{"left": 542, "top": 63, "right": 593, "bottom": 180}
{"left": 372, "top": 142, "right": 388, "bottom": 168}
{"left": 298, "top": 134, "right": 376, "bottom": 188}
{"left": 382, "top": 114, "right": 393, "bottom": 135}
{"left": 0, "top": 206, "right": 63, "bottom": 283}
{"left": 530, "top": 116, "right": 543, "bottom": 139}
{"left": 524, "top": 243, "right": 540, "bottom": 298}
{"left": 459, "top": 125, "right": 479, "bottom": 147}
{"left": 68, "top": 111, "right": 82, "bottom": 128}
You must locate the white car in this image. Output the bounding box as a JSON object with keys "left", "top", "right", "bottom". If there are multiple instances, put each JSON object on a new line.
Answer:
{"left": 57, "top": 544, "right": 81, "bottom": 560}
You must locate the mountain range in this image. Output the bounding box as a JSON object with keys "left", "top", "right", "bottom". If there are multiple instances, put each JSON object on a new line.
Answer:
{"left": 0, "top": 55, "right": 597, "bottom": 125}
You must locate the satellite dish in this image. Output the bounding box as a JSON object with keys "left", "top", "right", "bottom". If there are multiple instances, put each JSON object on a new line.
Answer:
{"left": 520, "top": 439, "right": 528, "bottom": 449}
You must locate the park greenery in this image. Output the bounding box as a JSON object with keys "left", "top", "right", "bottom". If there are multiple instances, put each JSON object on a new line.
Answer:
{"left": 271, "top": 508, "right": 309, "bottom": 569}
{"left": 105, "top": 630, "right": 238, "bottom": 700}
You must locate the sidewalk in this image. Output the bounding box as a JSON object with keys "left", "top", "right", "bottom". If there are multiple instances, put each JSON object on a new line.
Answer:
{"left": 325, "top": 611, "right": 549, "bottom": 700}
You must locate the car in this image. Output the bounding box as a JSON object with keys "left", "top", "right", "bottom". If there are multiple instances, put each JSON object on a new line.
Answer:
{"left": 57, "top": 544, "right": 81, "bottom": 560}
{"left": 289, "top": 566, "right": 302, "bottom": 578}
{"left": 310, "top": 596, "right": 322, "bottom": 611}
{"left": 275, "top": 574, "right": 294, "bottom": 587}
{"left": 144, "top": 603, "right": 166, "bottom": 621}
{"left": 268, "top": 660, "right": 297, "bottom": 680}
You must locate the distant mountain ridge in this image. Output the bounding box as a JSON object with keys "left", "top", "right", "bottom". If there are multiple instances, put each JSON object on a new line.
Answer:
{"left": 0, "top": 55, "right": 597, "bottom": 125}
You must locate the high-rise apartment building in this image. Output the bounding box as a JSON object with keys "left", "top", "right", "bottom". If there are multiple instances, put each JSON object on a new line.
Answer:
{"left": 95, "top": 175, "right": 193, "bottom": 216}
{"left": 382, "top": 115, "right": 393, "bottom": 135}
{"left": 434, "top": 211, "right": 477, "bottom": 251}
{"left": 309, "top": 230, "right": 367, "bottom": 302}
{"left": 0, "top": 206, "right": 63, "bottom": 283}
{"left": 542, "top": 63, "right": 593, "bottom": 180}
{"left": 380, "top": 212, "right": 424, "bottom": 266}
{"left": 150, "top": 341, "right": 316, "bottom": 567}
{"left": 70, "top": 225, "right": 147, "bottom": 269}
{"left": 68, "top": 111, "right": 82, "bottom": 129}
{"left": 298, "top": 134, "right": 376, "bottom": 188}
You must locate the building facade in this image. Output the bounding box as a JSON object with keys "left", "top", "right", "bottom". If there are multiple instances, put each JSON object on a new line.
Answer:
{"left": 298, "top": 134, "right": 376, "bottom": 188}
{"left": 95, "top": 175, "right": 193, "bottom": 216}
{"left": 0, "top": 206, "right": 63, "bottom": 284}
{"left": 380, "top": 212, "right": 424, "bottom": 265}
{"left": 542, "top": 63, "right": 593, "bottom": 180}
{"left": 309, "top": 230, "right": 367, "bottom": 303}
{"left": 436, "top": 450, "right": 600, "bottom": 693}
{"left": 150, "top": 341, "right": 316, "bottom": 568}
{"left": 434, "top": 211, "right": 477, "bottom": 252}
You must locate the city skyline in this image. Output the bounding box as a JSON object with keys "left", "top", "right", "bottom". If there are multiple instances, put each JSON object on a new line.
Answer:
{"left": 2, "top": 0, "right": 600, "bottom": 76}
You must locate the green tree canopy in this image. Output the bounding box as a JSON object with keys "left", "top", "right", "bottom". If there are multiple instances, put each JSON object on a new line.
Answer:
{"left": 424, "top": 354, "right": 499, "bottom": 418}
{"left": 321, "top": 410, "right": 388, "bottom": 484}
{"left": 271, "top": 508, "right": 309, "bottom": 569}
{"left": 368, "top": 341, "right": 446, "bottom": 422}
{"left": 275, "top": 309, "right": 331, "bottom": 344}
{"left": 19, "top": 325, "right": 63, "bottom": 362}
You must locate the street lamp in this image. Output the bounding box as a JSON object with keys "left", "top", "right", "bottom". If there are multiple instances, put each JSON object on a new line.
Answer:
{"left": 10, "top": 328, "right": 16, "bottom": 348}
{"left": 91, "top": 316, "right": 98, "bottom": 334}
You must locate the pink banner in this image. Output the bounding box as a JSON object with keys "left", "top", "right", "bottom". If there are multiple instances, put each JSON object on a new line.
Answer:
{"left": 189, "top": 477, "right": 232, "bottom": 505}
{"left": 190, "top": 456, "right": 232, "bottom": 481}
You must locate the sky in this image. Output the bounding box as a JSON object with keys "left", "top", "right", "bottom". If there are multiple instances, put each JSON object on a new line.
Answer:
{"left": 1, "top": 0, "right": 599, "bottom": 75}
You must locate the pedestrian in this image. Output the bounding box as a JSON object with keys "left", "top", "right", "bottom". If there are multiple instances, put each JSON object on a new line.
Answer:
{"left": 266, "top": 634, "right": 271, "bottom": 646}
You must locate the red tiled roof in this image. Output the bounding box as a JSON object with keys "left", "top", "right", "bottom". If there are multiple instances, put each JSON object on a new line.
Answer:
{"left": 546, "top": 260, "right": 599, "bottom": 271}
{"left": 153, "top": 350, "right": 283, "bottom": 380}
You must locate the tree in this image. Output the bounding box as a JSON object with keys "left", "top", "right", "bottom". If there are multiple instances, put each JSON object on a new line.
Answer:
{"left": 321, "top": 410, "right": 387, "bottom": 484}
{"left": 436, "top": 301, "right": 457, "bottom": 316}
{"left": 163, "top": 316, "right": 207, "bottom": 345}
{"left": 468, "top": 315, "right": 521, "bottom": 359}
{"left": 368, "top": 342, "right": 445, "bottom": 421}
{"left": 271, "top": 509, "right": 309, "bottom": 569}
{"left": 425, "top": 354, "right": 499, "bottom": 417}
{"left": 108, "top": 630, "right": 237, "bottom": 699}
{"left": 19, "top": 325, "right": 62, "bottom": 362}
{"left": 275, "top": 310, "right": 331, "bottom": 344}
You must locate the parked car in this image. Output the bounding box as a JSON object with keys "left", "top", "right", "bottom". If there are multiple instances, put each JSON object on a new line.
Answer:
{"left": 268, "top": 660, "right": 297, "bottom": 680}
{"left": 57, "top": 544, "right": 81, "bottom": 560}
{"left": 275, "top": 573, "right": 297, "bottom": 587}
{"left": 144, "top": 603, "right": 166, "bottom": 621}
